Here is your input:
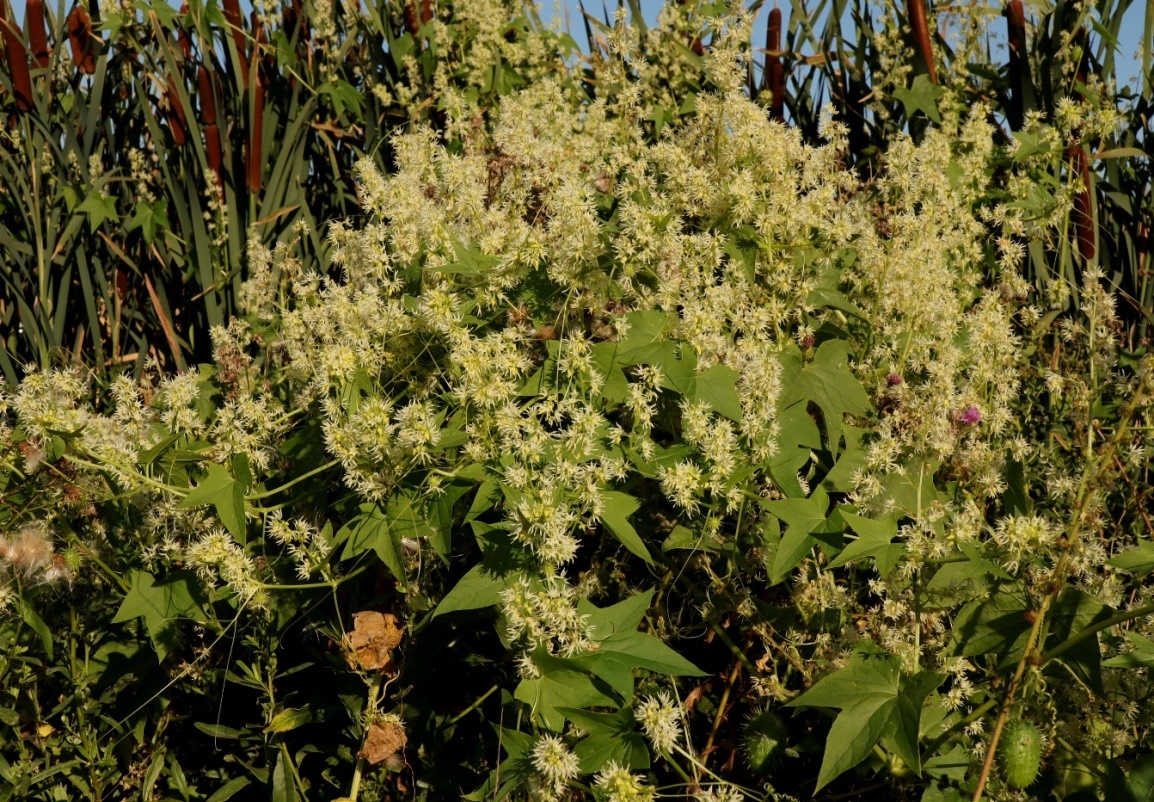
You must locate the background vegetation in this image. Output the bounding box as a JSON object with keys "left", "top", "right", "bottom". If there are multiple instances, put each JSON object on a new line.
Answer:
{"left": 1, "top": 1, "right": 1153, "bottom": 801}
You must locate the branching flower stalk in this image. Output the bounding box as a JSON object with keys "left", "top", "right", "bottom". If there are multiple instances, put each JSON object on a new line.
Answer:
{"left": 972, "top": 359, "right": 1153, "bottom": 801}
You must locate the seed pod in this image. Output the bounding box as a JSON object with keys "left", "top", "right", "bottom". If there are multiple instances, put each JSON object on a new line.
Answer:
{"left": 907, "top": 0, "right": 937, "bottom": 84}
{"left": 0, "top": 0, "right": 33, "bottom": 110}
{"left": 1066, "top": 144, "right": 1095, "bottom": 260}
{"left": 67, "top": 4, "right": 96, "bottom": 75}
{"left": 765, "top": 7, "right": 785, "bottom": 122}
{"left": 998, "top": 719, "right": 1042, "bottom": 790}
{"left": 743, "top": 710, "right": 787, "bottom": 774}
{"left": 27, "top": 0, "right": 50, "bottom": 69}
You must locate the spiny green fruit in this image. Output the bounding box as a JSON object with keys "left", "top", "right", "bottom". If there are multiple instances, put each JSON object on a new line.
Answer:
{"left": 999, "top": 719, "right": 1042, "bottom": 790}
{"left": 743, "top": 711, "right": 787, "bottom": 774}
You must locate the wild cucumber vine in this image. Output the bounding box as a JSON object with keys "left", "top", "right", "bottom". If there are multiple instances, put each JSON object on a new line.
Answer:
{"left": 0, "top": 8, "right": 1153, "bottom": 802}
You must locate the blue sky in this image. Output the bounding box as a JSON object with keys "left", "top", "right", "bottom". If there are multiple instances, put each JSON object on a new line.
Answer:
{"left": 538, "top": 0, "right": 1148, "bottom": 92}
{"left": 6, "top": 0, "right": 1149, "bottom": 90}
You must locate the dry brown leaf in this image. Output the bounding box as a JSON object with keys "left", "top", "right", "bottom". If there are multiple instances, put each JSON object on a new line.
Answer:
{"left": 358, "top": 720, "right": 407, "bottom": 765}
{"left": 346, "top": 611, "right": 404, "bottom": 671}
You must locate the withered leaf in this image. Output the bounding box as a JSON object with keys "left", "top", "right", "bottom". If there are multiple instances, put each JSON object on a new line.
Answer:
{"left": 346, "top": 611, "right": 403, "bottom": 671}
{"left": 358, "top": 720, "right": 407, "bottom": 765}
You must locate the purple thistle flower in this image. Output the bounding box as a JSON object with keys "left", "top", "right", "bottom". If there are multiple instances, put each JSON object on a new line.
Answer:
{"left": 886, "top": 372, "right": 903, "bottom": 387}
{"left": 958, "top": 405, "right": 981, "bottom": 425}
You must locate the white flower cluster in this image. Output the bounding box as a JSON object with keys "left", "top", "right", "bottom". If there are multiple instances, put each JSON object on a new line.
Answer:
{"left": 185, "top": 529, "right": 267, "bottom": 608}
{"left": 634, "top": 691, "right": 682, "bottom": 753}
{"left": 266, "top": 514, "right": 333, "bottom": 580}
{"left": 530, "top": 734, "right": 580, "bottom": 799}
{"left": 500, "top": 576, "right": 594, "bottom": 659}
{"left": 593, "top": 761, "right": 655, "bottom": 802}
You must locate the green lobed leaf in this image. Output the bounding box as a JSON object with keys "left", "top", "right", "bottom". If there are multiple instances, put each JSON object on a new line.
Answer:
{"left": 179, "top": 462, "right": 247, "bottom": 544}
{"left": 1044, "top": 589, "right": 1115, "bottom": 695}
{"left": 1104, "top": 631, "right": 1154, "bottom": 669}
{"left": 883, "top": 670, "right": 944, "bottom": 776}
{"left": 828, "top": 511, "right": 902, "bottom": 574}
{"left": 599, "top": 491, "right": 653, "bottom": 564}
{"left": 950, "top": 588, "right": 1032, "bottom": 668}
{"left": 513, "top": 668, "right": 619, "bottom": 732}
{"left": 112, "top": 570, "right": 208, "bottom": 661}
{"left": 788, "top": 651, "right": 940, "bottom": 791}
{"left": 894, "top": 75, "right": 946, "bottom": 123}
{"left": 1108, "top": 541, "right": 1154, "bottom": 577}
{"left": 815, "top": 697, "right": 896, "bottom": 791}
{"left": 765, "top": 487, "right": 830, "bottom": 582}
{"left": 776, "top": 340, "right": 871, "bottom": 456}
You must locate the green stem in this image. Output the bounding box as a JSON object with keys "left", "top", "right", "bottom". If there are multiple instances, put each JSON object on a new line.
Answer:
{"left": 922, "top": 699, "right": 997, "bottom": 759}
{"left": 1042, "top": 603, "right": 1154, "bottom": 663}
{"left": 347, "top": 671, "right": 387, "bottom": 802}
{"left": 664, "top": 750, "right": 698, "bottom": 789}
{"left": 246, "top": 458, "right": 340, "bottom": 500}
{"left": 71, "top": 539, "right": 130, "bottom": 593}
{"left": 256, "top": 560, "right": 372, "bottom": 591}
{"left": 448, "top": 684, "right": 499, "bottom": 725}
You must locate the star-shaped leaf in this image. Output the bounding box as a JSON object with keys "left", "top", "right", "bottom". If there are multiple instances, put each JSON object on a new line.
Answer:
{"left": 790, "top": 651, "right": 942, "bottom": 791}
{"left": 113, "top": 570, "right": 208, "bottom": 660}
{"left": 179, "top": 461, "right": 247, "bottom": 544}
{"left": 777, "top": 340, "right": 871, "bottom": 458}
{"left": 829, "top": 511, "right": 903, "bottom": 575}
{"left": 894, "top": 75, "right": 945, "bottom": 123}
{"left": 762, "top": 487, "right": 830, "bottom": 582}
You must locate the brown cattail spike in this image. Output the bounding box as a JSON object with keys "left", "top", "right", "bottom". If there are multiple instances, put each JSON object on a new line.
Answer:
{"left": 404, "top": 1, "right": 419, "bottom": 36}
{"left": 907, "top": 0, "right": 937, "bottom": 84}
{"left": 66, "top": 4, "right": 96, "bottom": 75}
{"left": 1066, "top": 144, "right": 1095, "bottom": 260}
{"left": 27, "top": 0, "right": 50, "bottom": 69}
{"left": 222, "top": 0, "right": 249, "bottom": 86}
{"left": 197, "top": 66, "right": 223, "bottom": 189}
{"left": 0, "top": 0, "right": 34, "bottom": 110}
{"left": 196, "top": 66, "right": 216, "bottom": 126}
{"left": 1004, "top": 0, "right": 1028, "bottom": 129}
{"left": 248, "top": 11, "right": 265, "bottom": 193}
{"left": 176, "top": 3, "right": 193, "bottom": 61}
{"left": 765, "top": 7, "right": 785, "bottom": 122}
{"left": 165, "top": 77, "right": 187, "bottom": 146}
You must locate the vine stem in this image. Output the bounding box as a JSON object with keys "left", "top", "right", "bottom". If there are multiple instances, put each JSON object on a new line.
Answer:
{"left": 1041, "top": 602, "right": 1154, "bottom": 663}
{"left": 347, "top": 671, "right": 387, "bottom": 802}
{"left": 971, "top": 375, "right": 1147, "bottom": 801}
{"left": 447, "top": 683, "right": 498, "bottom": 725}
{"left": 702, "top": 660, "right": 741, "bottom": 763}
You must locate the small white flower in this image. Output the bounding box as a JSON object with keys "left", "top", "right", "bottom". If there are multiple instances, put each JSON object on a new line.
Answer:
{"left": 635, "top": 692, "right": 682, "bottom": 753}
{"left": 531, "top": 734, "right": 580, "bottom": 795}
